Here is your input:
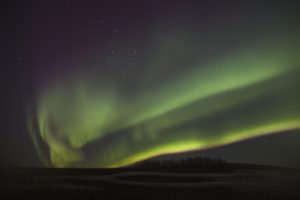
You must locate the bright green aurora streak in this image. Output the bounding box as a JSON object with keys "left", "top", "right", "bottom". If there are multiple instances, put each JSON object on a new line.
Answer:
{"left": 28, "top": 29, "right": 300, "bottom": 168}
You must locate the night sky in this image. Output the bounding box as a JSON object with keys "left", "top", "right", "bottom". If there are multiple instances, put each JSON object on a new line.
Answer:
{"left": 1, "top": 0, "right": 300, "bottom": 168}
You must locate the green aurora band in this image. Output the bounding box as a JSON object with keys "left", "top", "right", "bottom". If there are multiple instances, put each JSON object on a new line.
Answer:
{"left": 28, "top": 28, "right": 300, "bottom": 167}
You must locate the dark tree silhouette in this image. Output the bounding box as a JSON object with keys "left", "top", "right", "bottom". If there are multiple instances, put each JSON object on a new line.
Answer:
{"left": 131, "top": 156, "right": 226, "bottom": 168}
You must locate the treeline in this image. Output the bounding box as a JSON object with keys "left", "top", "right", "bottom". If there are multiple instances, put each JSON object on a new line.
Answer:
{"left": 131, "top": 156, "right": 226, "bottom": 168}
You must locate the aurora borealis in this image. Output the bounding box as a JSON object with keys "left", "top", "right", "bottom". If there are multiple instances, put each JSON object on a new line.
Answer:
{"left": 17, "top": 1, "right": 300, "bottom": 168}
{"left": 32, "top": 42, "right": 300, "bottom": 168}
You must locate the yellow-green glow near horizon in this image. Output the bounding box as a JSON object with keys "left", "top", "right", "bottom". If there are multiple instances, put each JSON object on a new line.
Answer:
{"left": 29, "top": 33, "right": 300, "bottom": 168}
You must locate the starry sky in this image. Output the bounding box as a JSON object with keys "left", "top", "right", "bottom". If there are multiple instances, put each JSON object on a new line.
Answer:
{"left": 1, "top": 0, "right": 300, "bottom": 168}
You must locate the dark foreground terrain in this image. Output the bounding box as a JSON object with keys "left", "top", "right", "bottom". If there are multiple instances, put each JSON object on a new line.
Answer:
{"left": 1, "top": 163, "right": 300, "bottom": 200}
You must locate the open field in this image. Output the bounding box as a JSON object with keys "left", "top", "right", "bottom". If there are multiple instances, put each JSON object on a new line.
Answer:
{"left": 1, "top": 163, "right": 300, "bottom": 200}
